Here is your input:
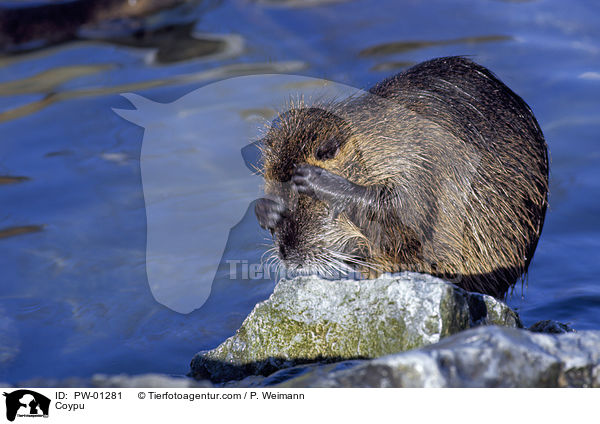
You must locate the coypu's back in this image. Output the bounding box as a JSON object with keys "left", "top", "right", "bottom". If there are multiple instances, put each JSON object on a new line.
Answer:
{"left": 257, "top": 56, "right": 549, "bottom": 298}
{"left": 369, "top": 57, "right": 549, "bottom": 296}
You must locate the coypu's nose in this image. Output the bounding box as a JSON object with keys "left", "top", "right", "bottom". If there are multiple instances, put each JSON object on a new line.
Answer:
{"left": 278, "top": 216, "right": 299, "bottom": 261}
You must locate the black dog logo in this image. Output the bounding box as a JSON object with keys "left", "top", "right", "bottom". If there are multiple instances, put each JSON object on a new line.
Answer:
{"left": 3, "top": 390, "right": 50, "bottom": 422}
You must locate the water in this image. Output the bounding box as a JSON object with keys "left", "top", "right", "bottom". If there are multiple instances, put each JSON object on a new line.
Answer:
{"left": 0, "top": 0, "right": 599, "bottom": 384}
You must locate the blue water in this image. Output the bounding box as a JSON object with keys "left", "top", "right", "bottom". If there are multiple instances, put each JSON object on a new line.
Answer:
{"left": 0, "top": 0, "right": 599, "bottom": 384}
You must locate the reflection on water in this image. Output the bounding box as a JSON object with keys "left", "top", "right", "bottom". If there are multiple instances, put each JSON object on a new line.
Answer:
{"left": 0, "top": 0, "right": 598, "bottom": 384}
{"left": 90, "top": 22, "right": 245, "bottom": 64}
{"left": 253, "top": 0, "right": 351, "bottom": 7}
{"left": 0, "top": 64, "right": 112, "bottom": 95}
{"left": 0, "top": 0, "right": 204, "bottom": 53}
{"left": 0, "top": 225, "right": 44, "bottom": 240}
{"left": 0, "top": 175, "right": 30, "bottom": 184}
{"left": 0, "top": 60, "right": 306, "bottom": 123}
{"left": 238, "top": 107, "right": 277, "bottom": 121}
{"left": 359, "top": 35, "right": 512, "bottom": 57}
{"left": 369, "top": 61, "right": 415, "bottom": 73}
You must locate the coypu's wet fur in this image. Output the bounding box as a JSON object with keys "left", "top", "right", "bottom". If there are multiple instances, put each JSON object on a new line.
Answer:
{"left": 255, "top": 56, "right": 548, "bottom": 298}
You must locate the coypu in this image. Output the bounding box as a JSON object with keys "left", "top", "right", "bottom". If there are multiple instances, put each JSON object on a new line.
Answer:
{"left": 255, "top": 56, "right": 548, "bottom": 298}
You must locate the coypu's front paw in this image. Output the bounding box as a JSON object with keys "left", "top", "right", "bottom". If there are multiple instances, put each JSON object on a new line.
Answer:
{"left": 255, "top": 197, "right": 286, "bottom": 231}
{"left": 291, "top": 164, "right": 325, "bottom": 198}
{"left": 293, "top": 164, "right": 368, "bottom": 210}
{"left": 293, "top": 164, "right": 351, "bottom": 203}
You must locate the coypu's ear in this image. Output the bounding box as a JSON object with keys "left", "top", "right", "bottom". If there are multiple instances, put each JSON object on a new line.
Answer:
{"left": 315, "top": 137, "right": 343, "bottom": 161}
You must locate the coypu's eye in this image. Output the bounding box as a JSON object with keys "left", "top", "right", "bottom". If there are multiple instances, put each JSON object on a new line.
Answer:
{"left": 315, "top": 137, "right": 341, "bottom": 161}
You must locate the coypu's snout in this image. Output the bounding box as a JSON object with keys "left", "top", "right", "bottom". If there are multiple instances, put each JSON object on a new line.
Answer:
{"left": 276, "top": 214, "right": 299, "bottom": 261}
{"left": 255, "top": 175, "right": 354, "bottom": 277}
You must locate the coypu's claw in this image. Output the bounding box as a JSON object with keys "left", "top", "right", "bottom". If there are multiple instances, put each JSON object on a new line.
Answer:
{"left": 255, "top": 197, "right": 286, "bottom": 231}
{"left": 292, "top": 164, "right": 323, "bottom": 198}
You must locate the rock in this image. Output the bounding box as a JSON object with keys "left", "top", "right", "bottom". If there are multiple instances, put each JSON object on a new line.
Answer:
{"left": 273, "top": 326, "right": 600, "bottom": 387}
{"left": 528, "top": 320, "right": 576, "bottom": 334}
{"left": 190, "top": 272, "right": 521, "bottom": 382}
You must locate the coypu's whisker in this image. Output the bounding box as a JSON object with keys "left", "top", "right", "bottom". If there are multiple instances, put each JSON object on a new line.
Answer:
{"left": 261, "top": 245, "right": 278, "bottom": 264}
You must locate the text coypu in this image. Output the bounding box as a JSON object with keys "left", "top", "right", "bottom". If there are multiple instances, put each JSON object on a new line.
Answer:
{"left": 255, "top": 56, "right": 548, "bottom": 298}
